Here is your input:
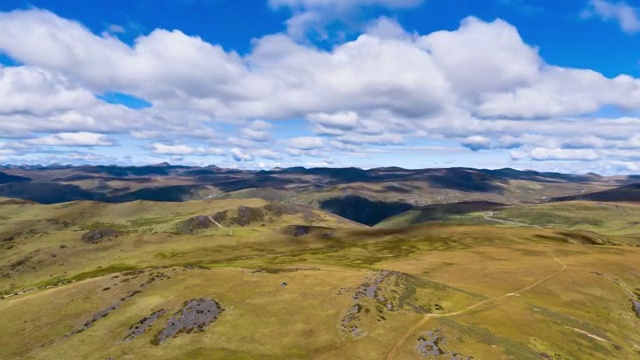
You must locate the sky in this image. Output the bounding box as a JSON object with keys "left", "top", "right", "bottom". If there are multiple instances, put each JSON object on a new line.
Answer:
{"left": 1, "top": 0, "right": 640, "bottom": 173}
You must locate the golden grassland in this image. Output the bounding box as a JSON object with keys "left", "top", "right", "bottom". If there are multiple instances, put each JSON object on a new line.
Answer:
{"left": 1, "top": 198, "right": 640, "bottom": 359}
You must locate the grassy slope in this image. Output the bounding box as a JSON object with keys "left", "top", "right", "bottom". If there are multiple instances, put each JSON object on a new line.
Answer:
{"left": 1, "top": 199, "right": 640, "bottom": 359}
{"left": 482, "top": 201, "right": 640, "bottom": 235}
{"left": 379, "top": 200, "right": 640, "bottom": 237}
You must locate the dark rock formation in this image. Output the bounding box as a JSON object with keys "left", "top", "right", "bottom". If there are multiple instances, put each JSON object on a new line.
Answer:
{"left": 153, "top": 298, "right": 223, "bottom": 345}
{"left": 175, "top": 216, "right": 215, "bottom": 234}
{"left": 293, "top": 226, "right": 311, "bottom": 237}
{"left": 124, "top": 309, "right": 166, "bottom": 342}
{"left": 82, "top": 229, "right": 122, "bottom": 244}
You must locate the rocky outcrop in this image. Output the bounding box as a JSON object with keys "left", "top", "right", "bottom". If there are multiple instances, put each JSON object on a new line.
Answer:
{"left": 153, "top": 298, "right": 223, "bottom": 345}
{"left": 81, "top": 229, "right": 122, "bottom": 244}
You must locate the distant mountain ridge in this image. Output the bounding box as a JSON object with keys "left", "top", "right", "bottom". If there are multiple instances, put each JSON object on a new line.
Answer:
{"left": 0, "top": 165, "right": 638, "bottom": 226}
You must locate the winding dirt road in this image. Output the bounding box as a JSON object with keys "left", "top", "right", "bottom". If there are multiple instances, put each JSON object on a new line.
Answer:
{"left": 385, "top": 250, "right": 566, "bottom": 360}
{"left": 206, "top": 216, "right": 233, "bottom": 235}
{"left": 483, "top": 212, "right": 540, "bottom": 228}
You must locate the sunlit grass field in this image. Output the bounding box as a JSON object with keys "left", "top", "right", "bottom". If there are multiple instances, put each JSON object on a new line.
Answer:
{"left": 1, "top": 198, "right": 640, "bottom": 359}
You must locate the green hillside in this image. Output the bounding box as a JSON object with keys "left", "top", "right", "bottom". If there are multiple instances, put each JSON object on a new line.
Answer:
{"left": 378, "top": 200, "right": 640, "bottom": 237}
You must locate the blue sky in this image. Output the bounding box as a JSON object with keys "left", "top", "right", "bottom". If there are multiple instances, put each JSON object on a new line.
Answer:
{"left": 1, "top": 0, "right": 640, "bottom": 173}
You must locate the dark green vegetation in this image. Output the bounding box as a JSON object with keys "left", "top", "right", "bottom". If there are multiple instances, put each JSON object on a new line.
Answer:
{"left": 1, "top": 166, "right": 640, "bottom": 359}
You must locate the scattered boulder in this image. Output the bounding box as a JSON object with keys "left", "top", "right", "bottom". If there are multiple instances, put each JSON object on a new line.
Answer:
{"left": 416, "top": 330, "right": 472, "bottom": 359}
{"left": 153, "top": 298, "right": 223, "bottom": 345}
{"left": 124, "top": 309, "right": 166, "bottom": 342}
{"left": 293, "top": 226, "right": 311, "bottom": 237}
{"left": 82, "top": 229, "right": 122, "bottom": 244}
{"left": 633, "top": 300, "right": 640, "bottom": 318}
{"left": 64, "top": 289, "right": 142, "bottom": 339}
{"left": 416, "top": 331, "right": 446, "bottom": 357}
{"left": 341, "top": 303, "right": 367, "bottom": 338}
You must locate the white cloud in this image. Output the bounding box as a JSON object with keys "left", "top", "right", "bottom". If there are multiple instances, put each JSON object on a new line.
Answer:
{"left": 226, "top": 137, "right": 258, "bottom": 148}
{"left": 365, "top": 17, "right": 412, "bottom": 40}
{"left": 3, "top": 10, "right": 640, "bottom": 171}
{"left": 152, "top": 144, "right": 194, "bottom": 155}
{"left": 308, "top": 111, "right": 360, "bottom": 130}
{"left": 131, "top": 130, "right": 165, "bottom": 139}
{"left": 286, "top": 148, "right": 304, "bottom": 157}
{"left": 26, "top": 132, "right": 114, "bottom": 146}
{"left": 107, "top": 24, "right": 126, "bottom": 34}
{"left": 583, "top": 0, "right": 640, "bottom": 33}
{"left": 337, "top": 133, "right": 404, "bottom": 145}
{"left": 241, "top": 121, "right": 272, "bottom": 142}
{"left": 461, "top": 136, "right": 492, "bottom": 151}
{"left": 248, "top": 119, "right": 272, "bottom": 131}
{"left": 417, "top": 17, "right": 541, "bottom": 98}
{"left": 253, "top": 149, "right": 282, "bottom": 160}
{"left": 330, "top": 140, "right": 359, "bottom": 152}
{"left": 269, "top": 0, "right": 423, "bottom": 38}
{"left": 269, "top": 0, "right": 421, "bottom": 9}
{"left": 230, "top": 148, "right": 253, "bottom": 162}
{"left": 0, "top": 66, "right": 98, "bottom": 116}
{"left": 516, "top": 148, "right": 601, "bottom": 161}
{"left": 287, "top": 136, "right": 325, "bottom": 150}
{"left": 151, "top": 143, "right": 225, "bottom": 156}
{"left": 0, "top": 9, "right": 248, "bottom": 102}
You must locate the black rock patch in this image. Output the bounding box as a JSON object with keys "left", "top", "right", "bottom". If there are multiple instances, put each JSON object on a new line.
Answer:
{"left": 82, "top": 229, "right": 122, "bottom": 244}
{"left": 153, "top": 298, "right": 223, "bottom": 345}
{"left": 124, "top": 309, "right": 166, "bottom": 342}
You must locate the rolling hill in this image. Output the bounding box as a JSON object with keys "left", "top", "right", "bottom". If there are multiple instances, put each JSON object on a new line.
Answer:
{"left": 2, "top": 166, "right": 640, "bottom": 358}
{"left": 553, "top": 182, "right": 640, "bottom": 203}
{"left": 1, "top": 196, "right": 640, "bottom": 359}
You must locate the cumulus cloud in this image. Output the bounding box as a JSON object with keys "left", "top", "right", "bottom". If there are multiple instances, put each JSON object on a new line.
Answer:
{"left": 240, "top": 120, "right": 273, "bottom": 142}
{"left": 287, "top": 136, "right": 325, "bottom": 150}
{"left": 151, "top": 143, "right": 225, "bottom": 156}
{"left": 418, "top": 17, "right": 541, "bottom": 98}
{"left": 26, "top": 132, "right": 114, "bottom": 146}
{"left": 241, "top": 128, "right": 270, "bottom": 142}
{"left": 461, "top": 136, "right": 492, "bottom": 151}
{"left": 330, "top": 140, "right": 359, "bottom": 152}
{"left": 253, "top": 149, "right": 282, "bottom": 160}
{"left": 2, "top": 9, "right": 640, "bottom": 171}
{"left": 308, "top": 111, "right": 360, "bottom": 130}
{"left": 269, "top": 0, "right": 421, "bottom": 8}
{"left": 337, "top": 133, "right": 404, "bottom": 145}
{"left": 269, "top": 0, "right": 423, "bottom": 38}
{"left": 528, "top": 148, "right": 601, "bottom": 161}
{"left": 0, "top": 9, "right": 249, "bottom": 103}
{"left": 230, "top": 148, "right": 253, "bottom": 162}
{"left": 583, "top": 0, "right": 640, "bottom": 33}
{"left": 0, "top": 66, "right": 97, "bottom": 116}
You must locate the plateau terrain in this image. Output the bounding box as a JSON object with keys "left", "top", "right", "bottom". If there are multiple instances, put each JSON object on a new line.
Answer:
{"left": 1, "top": 165, "right": 640, "bottom": 359}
